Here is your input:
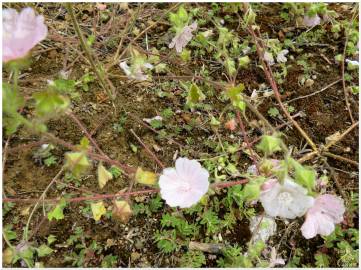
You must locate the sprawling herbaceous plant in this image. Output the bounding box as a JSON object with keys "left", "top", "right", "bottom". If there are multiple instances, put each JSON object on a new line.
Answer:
{"left": 2, "top": 2, "right": 358, "bottom": 268}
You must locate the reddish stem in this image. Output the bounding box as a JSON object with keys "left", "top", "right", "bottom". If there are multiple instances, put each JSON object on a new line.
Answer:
{"left": 130, "top": 129, "right": 165, "bottom": 169}
{"left": 3, "top": 179, "right": 248, "bottom": 204}
{"left": 236, "top": 111, "right": 259, "bottom": 173}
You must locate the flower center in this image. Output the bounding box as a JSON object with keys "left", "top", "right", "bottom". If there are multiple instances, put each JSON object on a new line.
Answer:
{"left": 278, "top": 192, "right": 293, "bottom": 205}
{"left": 179, "top": 181, "right": 191, "bottom": 192}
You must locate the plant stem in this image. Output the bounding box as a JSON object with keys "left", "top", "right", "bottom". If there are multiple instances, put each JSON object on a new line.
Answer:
{"left": 3, "top": 179, "right": 248, "bottom": 204}
{"left": 65, "top": 3, "right": 115, "bottom": 99}
{"left": 23, "top": 167, "right": 64, "bottom": 242}
{"left": 130, "top": 129, "right": 165, "bottom": 169}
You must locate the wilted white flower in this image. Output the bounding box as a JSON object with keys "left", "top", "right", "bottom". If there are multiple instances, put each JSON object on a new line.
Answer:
{"left": 303, "top": 14, "right": 321, "bottom": 27}
{"left": 159, "top": 157, "right": 209, "bottom": 208}
{"left": 301, "top": 194, "right": 345, "bottom": 239}
{"left": 268, "top": 247, "right": 285, "bottom": 268}
{"left": 250, "top": 215, "right": 277, "bottom": 243}
{"left": 119, "top": 61, "right": 153, "bottom": 81}
{"left": 276, "top": 49, "right": 289, "bottom": 63}
{"left": 3, "top": 7, "right": 48, "bottom": 63}
{"left": 345, "top": 59, "right": 359, "bottom": 66}
{"left": 264, "top": 51, "right": 275, "bottom": 65}
{"left": 260, "top": 177, "right": 314, "bottom": 219}
{"left": 142, "top": 115, "right": 163, "bottom": 124}
{"left": 169, "top": 22, "right": 197, "bottom": 53}
{"left": 247, "top": 164, "right": 258, "bottom": 175}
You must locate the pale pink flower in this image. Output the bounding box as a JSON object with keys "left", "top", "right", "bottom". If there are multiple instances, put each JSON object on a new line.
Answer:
{"left": 159, "top": 157, "right": 209, "bottom": 208}
{"left": 301, "top": 194, "right": 345, "bottom": 239}
{"left": 260, "top": 177, "right": 314, "bottom": 219}
{"left": 3, "top": 7, "right": 48, "bottom": 63}
{"left": 261, "top": 178, "right": 278, "bottom": 192}
{"left": 303, "top": 14, "right": 321, "bottom": 27}
{"left": 169, "top": 22, "right": 197, "bottom": 53}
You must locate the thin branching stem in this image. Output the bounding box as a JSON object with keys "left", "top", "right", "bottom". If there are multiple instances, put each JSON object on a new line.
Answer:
{"left": 65, "top": 3, "right": 115, "bottom": 99}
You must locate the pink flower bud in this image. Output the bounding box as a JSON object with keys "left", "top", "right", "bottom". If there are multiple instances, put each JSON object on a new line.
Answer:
{"left": 225, "top": 119, "right": 237, "bottom": 131}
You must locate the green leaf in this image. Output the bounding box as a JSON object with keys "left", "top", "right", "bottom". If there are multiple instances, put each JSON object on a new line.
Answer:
{"left": 200, "top": 210, "right": 221, "bottom": 235}
{"left": 186, "top": 83, "right": 205, "bottom": 108}
{"left": 256, "top": 135, "right": 282, "bottom": 155}
{"left": 268, "top": 107, "right": 279, "bottom": 117}
{"left": 154, "top": 229, "right": 178, "bottom": 253}
{"left": 289, "top": 158, "right": 316, "bottom": 193}
{"left": 238, "top": 55, "right": 250, "bottom": 67}
{"left": 226, "top": 84, "right": 246, "bottom": 111}
{"left": 33, "top": 90, "right": 69, "bottom": 117}
{"left": 225, "top": 58, "right": 236, "bottom": 76}
{"left": 315, "top": 253, "right": 330, "bottom": 267}
{"left": 242, "top": 182, "right": 260, "bottom": 201}
{"left": 180, "top": 49, "right": 191, "bottom": 61}
{"left": 48, "top": 199, "right": 67, "bottom": 221}
{"left": 64, "top": 152, "right": 91, "bottom": 177}
{"left": 36, "top": 244, "right": 53, "bottom": 257}
{"left": 47, "top": 234, "right": 57, "bottom": 245}
{"left": 180, "top": 250, "right": 206, "bottom": 267}
{"left": 51, "top": 79, "right": 76, "bottom": 93}
{"left": 86, "top": 34, "right": 96, "bottom": 47}
{"left": 4, "top": 225, "right": 17, "bottom": 241}
{"left": 91, "top": 201, "right": 107, "bottom": 221}
{"left": 3, "top": 82, "right": 24, "bottom": 114}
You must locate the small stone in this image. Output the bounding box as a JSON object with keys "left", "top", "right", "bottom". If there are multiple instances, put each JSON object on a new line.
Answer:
{"left": 131, "top": 252, "right": 141, "bottom": 261}
{"left": 135, "top": 239, "right": 144, "bottom": 250}
{"left": 305, "top": 78, "right": 314, "bottom": 87}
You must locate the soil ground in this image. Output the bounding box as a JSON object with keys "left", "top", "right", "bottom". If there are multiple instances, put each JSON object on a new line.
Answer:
{"left": 2, "top": 2, "right": 359, "bottom": 267}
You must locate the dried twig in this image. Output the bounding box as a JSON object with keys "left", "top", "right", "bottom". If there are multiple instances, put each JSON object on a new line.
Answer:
{"left": 130, "top": 129, "right": 165, "bottom": 169}
{"left": 285, "top": 79, "right": 342, "bottom": 104}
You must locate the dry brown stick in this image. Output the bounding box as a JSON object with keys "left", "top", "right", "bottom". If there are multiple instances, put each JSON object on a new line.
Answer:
{"left": 29, "top": 178, "right": 102, "bottom": 241}
{"left": 321, "top": 159, "right": 348, "bottom": 201}
{"left": 323, "top": 152, "right": 358, "bottom": 167}
{"left": 324, "top": 121, "right": 359, "bottom": 151}
{"left": 236, "top": 111, "right": 260, "bottom": 172}
{"left": 65, "top": 3, "right": 116, "bottom": 99}
{"left": 130, "top": 129, "right": 165, "bottom": 169}
{"left": 43, "top": 132, "right": 135, "bottom": 175}
{"left": 108, "top": 3, "right": 180, "bottom": 71}
{"left": 340, "top": 11, "right": 358, "bottom": 124}
{"left": 128, "top": 112, "right": 183, "bottom": 148}
{"left": 24, "top": 166, "right": 65, "bottom": 241}
{"left": 248, "top": 26, "right": 318, "bottom": 153}
{"left": 285, "top": 79, "right": 342, "bottom": 104}
{"left": 2, "top": 135, "right": 12, "bottom": 175}
{"left": 66, "top": 111, "right": 108, "bottom": 158}
{"left": 112, "top": 3, "right": 145, "bottom": 65}
{"left": 189, "top": 241, "right": 225, "bottom": 254}
{"left": 298, "top": 121, "right": 359, "bottom": 163}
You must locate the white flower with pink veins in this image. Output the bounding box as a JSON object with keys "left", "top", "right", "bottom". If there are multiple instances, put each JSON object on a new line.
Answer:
{"left": 169, "top": 22, "right": 198, "bottom": 53}
{"left": 301, "top": 194, "right": 345, "bottom": 239}
{"left": 159, "top": 157, "right": 209, "bottom": 208}
{"left": 3, "top": 7, "right": 48, "bottom": 63}
{"left": 260, "top": 177, "right": 314, "bottom": 219}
